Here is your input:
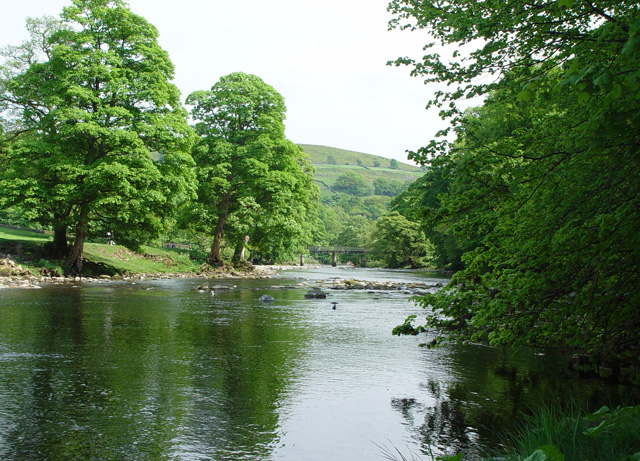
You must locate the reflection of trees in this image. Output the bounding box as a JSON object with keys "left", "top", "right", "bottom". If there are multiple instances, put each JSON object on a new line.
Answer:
{"left": 179, "top": 290, "right": 307, "bottom": 459}
{"left": 0, "top": 284, "right": 308, "bottom": 459}
{"left": 391, "top": 344, "right": 638, "bottom": 459}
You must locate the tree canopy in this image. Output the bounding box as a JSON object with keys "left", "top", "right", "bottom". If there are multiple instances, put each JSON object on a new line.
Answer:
{"left": 0, "top": 0, "right": 195, "bottom": 274}
{"left": 185, "top": 72, "right": 317, "bottom": 265}
{"left": 390, "top": 0, "right": 640, "bottom": 370}
{"left": 332, "top": 172, "right": 372, "bottom": 196}
{"left": 372, "top": 211, "right": 430, "bottom": 268}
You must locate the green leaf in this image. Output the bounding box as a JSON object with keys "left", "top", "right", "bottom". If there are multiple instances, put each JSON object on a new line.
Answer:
{"left": 584, "top": 419, "right": 612, "bottom": 437}
{"left": 524, "top": 445, "right": 564, "bottom": 461}
{"left": 585, "top": 406, "right": 611, "bottom": 422}
{"left": 437, "top": 453, "right": 463, "bottom": 461}
{"left": 517, "top": 88, "right": 534, "bottom": 101}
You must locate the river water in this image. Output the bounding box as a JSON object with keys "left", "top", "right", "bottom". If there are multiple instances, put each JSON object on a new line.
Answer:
{"left": 0, "top": 267, "right": 636, "bottom": 460}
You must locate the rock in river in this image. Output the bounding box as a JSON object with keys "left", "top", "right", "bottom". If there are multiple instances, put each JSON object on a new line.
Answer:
{"left": 304, "top": 287, "right": 327, "bottom": 299}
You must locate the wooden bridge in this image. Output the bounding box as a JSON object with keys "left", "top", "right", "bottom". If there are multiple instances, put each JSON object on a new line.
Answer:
{"left": 302, "top": 246, "right": 369, "bottom": 267}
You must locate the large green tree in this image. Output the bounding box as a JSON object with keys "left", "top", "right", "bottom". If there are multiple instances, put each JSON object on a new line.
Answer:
{"left": 390, "top": 1, "right": 640, "bottom": 369}
{"left": 372, "top": 211, "right": 430, "bottom": 268}
{"left": 186, "top": 72, "right": 317, "bottom": 265}
{"left": 332, "top": 172, "right": 372, "bottom": 196}
{"left": 0, "top": 0, "right": 195, "bottom": 274}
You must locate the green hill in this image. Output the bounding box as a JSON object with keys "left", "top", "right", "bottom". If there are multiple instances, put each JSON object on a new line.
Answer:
{"left": 299, "top": 144, "right": 420, "bottom": 171}
{"left": 298, "top": 144, "right": 423, "bottom": 194}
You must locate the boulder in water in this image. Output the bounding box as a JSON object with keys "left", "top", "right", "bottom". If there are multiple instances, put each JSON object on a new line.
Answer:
{"left": 304, "top": 287, "right": 327, "bottom": 299}
{"left": 259, "top": 295, "right": 275, "bottom": 303}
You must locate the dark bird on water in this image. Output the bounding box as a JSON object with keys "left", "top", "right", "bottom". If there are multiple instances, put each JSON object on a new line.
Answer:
{"left": 331, "top": 302, "right": 338, "bottom": 310}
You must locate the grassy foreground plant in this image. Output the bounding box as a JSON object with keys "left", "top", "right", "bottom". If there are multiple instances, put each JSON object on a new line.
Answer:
{"left": 503, "top": 404, "right": 640, "bottom": 460}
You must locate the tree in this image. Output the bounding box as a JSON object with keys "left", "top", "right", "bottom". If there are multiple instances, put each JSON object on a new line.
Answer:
{"left": 388, "top": 0, "right": 640, "bottom": 158}
{"left": 390, "top": 0, "right": 640, "bottom": 370}
{"left": 332, "top": 172, "right": 372, "bottom": 196}
{"left": 333, "top": 215, "right": 371, "bottom": 248}
{"left": 372, "top": 211, "right": 430, "bottom": 268}
{"left": 389, "top": 159, "right": 399, "bottom": 169}
{"left": 373, "top": 177, "right": 406, "bottom": 197}
{"left": 326, "top": 154, "right": 337, "bottom": 165}
{"left": 239, "top": 140, "right": 318, "bottom": 263}
{"left": 0, "top": 0, "right": 195, "bottom": 274}
{"left": 392, "top": 166, "right": 477, "bottom": 270}
{"left": 373, "top": 160, "right": 381, "bottom": 168}
{"left": 186, "top": 72, "right": 317, "bottom": 265}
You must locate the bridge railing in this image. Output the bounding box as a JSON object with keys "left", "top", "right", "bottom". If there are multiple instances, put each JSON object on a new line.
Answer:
{"left": 307, "top": 246, "right": 368, "bottom": 254}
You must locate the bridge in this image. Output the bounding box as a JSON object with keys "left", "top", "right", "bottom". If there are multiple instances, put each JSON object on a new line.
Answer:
{"left": 303, "top": 246, "right": 369, "bottom": 267}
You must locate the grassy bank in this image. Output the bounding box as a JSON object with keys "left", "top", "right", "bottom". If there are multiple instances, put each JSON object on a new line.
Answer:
{"left": 381, "top": 404, "right": 640, "bottom": 461}
{"left": 0, "top": 225, "right": 201, "bottom": 276}
{"left": 500, "top": 403, "right": 640, "bottom": 461}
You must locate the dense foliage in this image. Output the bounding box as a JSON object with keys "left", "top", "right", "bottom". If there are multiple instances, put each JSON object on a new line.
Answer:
{"left": 185, "top": 72, "right": 318, "bottom": 265}
{"left": 390, "top": 0, "right": 640, "bottom": 369}
{"left": 0, "top": 0, "right": 195, "bottom": 274}
{"left": 371, "top": 211, "right": 430, "bottom": 268}
{"left": 332, "top": 171, "right": 372, "bottom": 196}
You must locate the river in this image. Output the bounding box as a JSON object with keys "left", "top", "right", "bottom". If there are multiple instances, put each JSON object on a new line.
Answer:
{"left": 0, "top": 267, "right": 635, "bottom": 460}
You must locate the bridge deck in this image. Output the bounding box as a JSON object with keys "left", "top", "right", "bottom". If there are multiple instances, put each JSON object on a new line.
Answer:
{"left": 307, "top": 246, "right": 368, "bottom": 254}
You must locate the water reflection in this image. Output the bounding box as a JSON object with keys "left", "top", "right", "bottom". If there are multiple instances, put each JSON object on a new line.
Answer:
{"left": 0, "top": 284, "right": 307, "bottom": 460}
{"left": 0, "top": 270, "right": 637, "bottom": 460}
{"left": 392, "top": 343, "right": 639, "bottom": 459}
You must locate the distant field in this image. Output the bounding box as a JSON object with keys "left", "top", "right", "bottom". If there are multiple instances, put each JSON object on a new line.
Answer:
{"left": 313, "top": 164, "right": 422, "bottom": 192}
{"left": 299, "top": 144, "right": 421, "bottom": 172}
{"left": 298, "top": 144, "right": 423, "bottom": 194}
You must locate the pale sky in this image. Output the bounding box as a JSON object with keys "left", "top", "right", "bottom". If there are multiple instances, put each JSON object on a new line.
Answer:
{"left": 0, "top": 0, "right": 447, "bottom": 164}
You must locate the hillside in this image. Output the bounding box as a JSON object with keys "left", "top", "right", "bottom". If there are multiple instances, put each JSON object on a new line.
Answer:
{"left": 298, "top": 144, "right": 423, "bottom": 194}
{"left": 299, "top": 144, "right": 420, "bottom": 171}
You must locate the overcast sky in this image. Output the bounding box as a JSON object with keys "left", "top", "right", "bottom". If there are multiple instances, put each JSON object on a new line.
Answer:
{"left": 1, "top": 0, "right": 448, "bottom": 164}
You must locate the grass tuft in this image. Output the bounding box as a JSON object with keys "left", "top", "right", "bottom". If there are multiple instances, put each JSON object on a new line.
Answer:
{"left": 502, "top": 402, "right": 640, "bottom": 460}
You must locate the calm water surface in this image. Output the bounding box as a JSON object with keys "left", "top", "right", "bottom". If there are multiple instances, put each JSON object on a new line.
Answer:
{"left": 0, "top": 267, "right": 635, "bottom": 460}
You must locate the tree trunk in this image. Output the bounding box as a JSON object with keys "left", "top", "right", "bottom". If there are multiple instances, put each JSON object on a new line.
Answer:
{"left": 208, "top": 194, "right": 231, "bottom": 265}
{"left": 52, "top": 226, "right": 68, "bottom": 257}
{"left": 66, "top": 212, "right": 89, "bottom": 276}
{"left": 232, "top": 234, "right": 250, "bottom": 263}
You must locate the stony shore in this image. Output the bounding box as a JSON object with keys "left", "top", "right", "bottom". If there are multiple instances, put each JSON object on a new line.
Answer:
{"left": 316, "top": 278, "right": 444, "bottom": 294}
{"left": 0, "top": 258, "right": 445, "bottom": 294}
{"left": 0, "top": 257, "right": 293, "bottom": 289}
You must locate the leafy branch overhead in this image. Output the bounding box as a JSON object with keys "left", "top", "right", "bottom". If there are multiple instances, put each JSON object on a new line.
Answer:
{"left": 389, "top": 0, "right": 640, "bottom": 371}
{"left": 388, "top": 0, "right": 640, "bottom": 156}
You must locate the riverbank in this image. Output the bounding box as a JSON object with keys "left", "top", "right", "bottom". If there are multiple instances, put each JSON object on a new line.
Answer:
{"left": 1, "top": 260, "right": 444, "bottom": 295}
{"left": 0, "top": 224, "right": 305, "bottom": 288}
{"left": 0, "top": 259, "right": 298, "bottom": 289}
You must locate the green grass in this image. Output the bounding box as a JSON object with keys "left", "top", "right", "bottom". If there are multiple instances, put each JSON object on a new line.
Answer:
{"left": 83, "top": 243, "right": 200, "bottom": 275}
{"left": 500, "top": 403, "right": 640, "bottom": 460}
{"left": 0, "top": 226, "right": 51, "bottom": 243}
{"left": 299, "top": 144, "right": 421, "bottom": 171}
{"left": 313, "top": 163, "right": 423, "bottom": 191}
{"left": 300, "top": 145, "right": 424, "bottom": 195}
{"left": 1, "top": 225, "right": 201, "bottom": 276}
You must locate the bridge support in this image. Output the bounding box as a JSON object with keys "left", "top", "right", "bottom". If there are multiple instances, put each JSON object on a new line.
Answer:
{"left": 300, "top": 254, "right": 304, "bottom": 266}
{"left": 332, "top": 251, "right": 337, "bottom": 267}
{"left": 361, "top": 254, "right": 366, "bottom": 268}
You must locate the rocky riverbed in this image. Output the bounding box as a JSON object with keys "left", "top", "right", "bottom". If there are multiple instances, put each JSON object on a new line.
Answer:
{"left": 0, "top": 257, "right": 288, "bottom": 289}
{"left": 1, "top": 257, "right": 444, "bottom": 294}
